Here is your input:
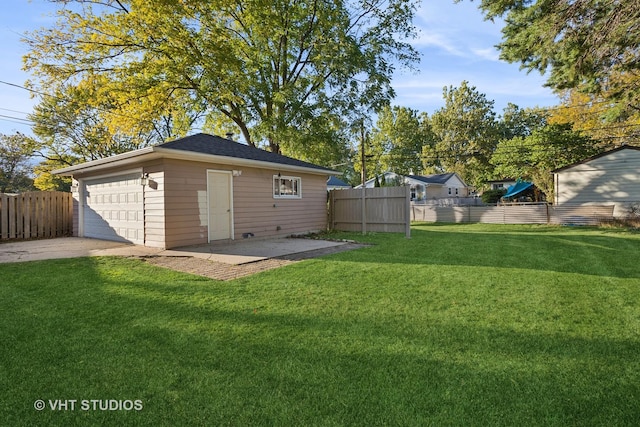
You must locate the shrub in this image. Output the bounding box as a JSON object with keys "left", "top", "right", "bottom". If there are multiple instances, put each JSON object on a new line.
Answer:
{"left": 481, "top": 189, "right": 506, "bottom": 204}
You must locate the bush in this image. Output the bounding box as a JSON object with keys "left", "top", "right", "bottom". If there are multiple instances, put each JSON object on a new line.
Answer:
{"left": 481, "top": 189, "right": 506, "bottom": 204}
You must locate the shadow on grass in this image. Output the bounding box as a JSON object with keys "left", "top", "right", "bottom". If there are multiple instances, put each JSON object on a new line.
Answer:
{"left": 334, "top": 227, "right": 640, "bottom": 279}
{"left": 3, "top": 258, "right": 638, "bottom": 426}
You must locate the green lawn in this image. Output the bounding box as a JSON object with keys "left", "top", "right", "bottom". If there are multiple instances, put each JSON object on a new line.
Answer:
{"left": 2, "top": 223, "right": 640, "bottom": 426}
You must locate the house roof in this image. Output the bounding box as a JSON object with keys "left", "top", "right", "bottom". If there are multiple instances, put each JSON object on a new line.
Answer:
{"left": 356, "top": 171, "right": 467, "bottom": 188}
{"left": 552, "top": 145, "right": 640, "bottom": 173}
{"left": 327, "top": 176, "right": 351, "bottom": 187}
{"left": 408, "top": 173, "right": 459, "bottom": 185}
{"left": 54, "top": 133, "right": 337, "bottom": 176}
{"left": 159, "top": 133, "right": 333, "bottom": 172}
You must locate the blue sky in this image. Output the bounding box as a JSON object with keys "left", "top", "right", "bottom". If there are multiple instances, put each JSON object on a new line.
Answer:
{"left": 0, "top": 0, "right": 559, "bottom": 137}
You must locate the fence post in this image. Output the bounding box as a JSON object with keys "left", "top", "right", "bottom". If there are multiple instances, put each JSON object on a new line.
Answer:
{"left": 361, "top": 186, "right": 366, "bottom": 235}
{"left": 0, "top": 194, "right": 7, "bottom": 239}
{"left": 405, "top": 186, "right": 411, "bottom": 238}
{"left": 546, "top": 203, "right": 550, "bottom": 224}
{"left": 328, "top": 190, "right": 335, "bottom": 231}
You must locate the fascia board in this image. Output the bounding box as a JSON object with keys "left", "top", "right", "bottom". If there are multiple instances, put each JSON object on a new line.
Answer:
{"left": 53, "top": 145, "right": 339, "bottom": 177}
{"left": 52, "top": 147, "right": 158, "bottom": 175}
{"left": 154, "top": 147, "right": 338, "bottom": 176}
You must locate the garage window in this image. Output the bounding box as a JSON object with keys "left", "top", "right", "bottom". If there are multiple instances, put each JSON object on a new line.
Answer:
{"left": 273, "top": 175, "right": 301, "bottom": 198}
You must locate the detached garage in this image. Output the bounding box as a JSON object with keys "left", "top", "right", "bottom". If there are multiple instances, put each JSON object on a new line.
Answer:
{"left": 54, "top": 133, "right": 336, "bottom": 249}
{"left": 553, "top": 145, "right": 640, "bottom": 217}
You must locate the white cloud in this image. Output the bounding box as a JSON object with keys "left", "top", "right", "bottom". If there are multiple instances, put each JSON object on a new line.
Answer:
{"left": 470, "top": 47, "right": 501, "bottom": 62}
{"left": 411, "top": 29, "right": 464, "bottom": 56}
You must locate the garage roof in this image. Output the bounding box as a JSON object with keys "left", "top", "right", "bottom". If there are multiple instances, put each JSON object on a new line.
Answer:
{"left": 54, "top": 133, "right": 338, "bottom": 176}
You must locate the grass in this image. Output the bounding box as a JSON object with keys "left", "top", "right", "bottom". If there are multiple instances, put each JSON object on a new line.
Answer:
{"left": 2, "top": 223, "right": 640, "bottom": 426}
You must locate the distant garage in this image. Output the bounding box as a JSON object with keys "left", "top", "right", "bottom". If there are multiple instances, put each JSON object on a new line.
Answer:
{"left": 80, "top": 172, "right": 144, "bottom": 244}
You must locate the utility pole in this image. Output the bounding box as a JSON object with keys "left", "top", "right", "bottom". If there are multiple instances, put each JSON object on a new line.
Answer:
{"left": 360, "top": 120, "right": 367, "bottom": 235}
{"left": 360, "top": 121, "right": 366, "bottom": 187}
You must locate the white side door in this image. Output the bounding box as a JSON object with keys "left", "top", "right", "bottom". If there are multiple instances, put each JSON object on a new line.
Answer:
{"left": 207, "top": 170, "right": 233, "bottom": 241}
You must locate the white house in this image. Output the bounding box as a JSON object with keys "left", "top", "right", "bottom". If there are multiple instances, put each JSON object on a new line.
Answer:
{"left": 553, "top": 145, "right": 640, "bottom": 217}
{"left": 486, "top": 179, "right": 517, "bottom": 191}
{"left": 355, "top": 171, "right": 469, "bottom": 201}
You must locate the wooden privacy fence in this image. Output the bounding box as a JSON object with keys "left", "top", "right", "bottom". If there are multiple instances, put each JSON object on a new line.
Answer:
{"left": 0, "top": 192, "right": 73, "bottom": 240}
{"left": 329, "top": 187, "right": 411, "bottom": 237}
{"left": 411, "top": 203, "right": 615, "bottom": 226}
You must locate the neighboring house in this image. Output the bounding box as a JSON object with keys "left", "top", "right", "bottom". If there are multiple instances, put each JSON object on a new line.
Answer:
{"left": 553, "top": 145, "right": 640, "bottom": 217}
{"left": 486, "top": 179, "right": 517, "bottom": 191}
{"left": 355, "top": 171, "right": 469, "bottom": 201}
{"left": 54, "top": 133, "right": 337, "bottom": 249}
{"left": 327, "top": 176, "right": 351, "bottom": 191}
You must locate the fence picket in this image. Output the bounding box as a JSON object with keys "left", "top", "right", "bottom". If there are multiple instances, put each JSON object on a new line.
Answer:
{"left": 0, "top": 192, "right": 73, "bottom": 240}
{"left": 329, "top": 187, "right": 411, "bottom": 237}
{"left": 410, "top": 204, "right": 615, "bottom": 225}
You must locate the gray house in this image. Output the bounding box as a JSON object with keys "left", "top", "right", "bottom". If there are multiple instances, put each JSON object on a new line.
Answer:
{"left": 553, "top": 145, "right": 640, "bottom": 217}
{"left": 54, "top": 133, "right": 337, "bottom": 248}
{"left": 356, "top": 171, "right": 469, "bottom": 201}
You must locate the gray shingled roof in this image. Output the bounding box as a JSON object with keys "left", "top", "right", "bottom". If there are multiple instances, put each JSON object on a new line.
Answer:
{"left": 159, "top": 133, "right": 331, "bottom": 172}
{"left": 407, "top": 173, "right": 457, "bottom": 185}
{"left": 327, "top": 176, "right": 351, "bottom": 187}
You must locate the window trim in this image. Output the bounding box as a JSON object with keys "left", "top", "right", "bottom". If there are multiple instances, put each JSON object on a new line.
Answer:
{"left": 273, "top": 175, "right": 302, "bottom": 199}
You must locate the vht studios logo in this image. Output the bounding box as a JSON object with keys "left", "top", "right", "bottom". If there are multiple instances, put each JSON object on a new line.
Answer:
{"left": 34, "top": 399, "right": 143, "bottom": 411}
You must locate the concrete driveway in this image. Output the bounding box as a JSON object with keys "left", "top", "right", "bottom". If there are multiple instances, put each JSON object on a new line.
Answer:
{"left": 0, "top": 237, "right": 349, "bottom": 265}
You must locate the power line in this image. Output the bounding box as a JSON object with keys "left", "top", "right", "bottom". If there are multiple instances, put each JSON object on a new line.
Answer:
{"left": 0, "top": 114, "right": 33, "bottom": 124}
{"left": 0, "top": 107, "right": 31, "bottom": 115}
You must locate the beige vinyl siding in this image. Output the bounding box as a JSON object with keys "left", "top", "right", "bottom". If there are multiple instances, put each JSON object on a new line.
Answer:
{"left": 233, "top": 168, "right": 327, "bottom": 238}
{"left": 161, "top": 159, "right": 209, "bottom": 248}
{"left": 555, "top": 148, "right": 640, "bottom": 217}
{"left": 142, "top": 162, "right": 165, "bottom": 248}
{"left": 160, "top": 159, "right": 328, "bottom": 248}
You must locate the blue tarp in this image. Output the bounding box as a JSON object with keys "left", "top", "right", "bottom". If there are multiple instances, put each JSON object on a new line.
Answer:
{"left": 503, "top": 180, "right": 533, "bottom": 198}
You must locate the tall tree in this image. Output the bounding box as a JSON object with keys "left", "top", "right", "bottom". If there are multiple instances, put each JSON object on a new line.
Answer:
{"left": 0, "top": 133, "right": 38, "bottom": 193}
{"left": 24, "top": 0, "right": 419, "bottom": 161}
{"left": 499, "top": 103, "right": 549, "bottom": 140}
{"left": 424, "top": 81, "right": 499, "bottom": 187}
{"left": 473, "top": 0, "right": 640, "bottom": 113}
{"left": 369, "top": 105, "right": 428, "bottom": 176}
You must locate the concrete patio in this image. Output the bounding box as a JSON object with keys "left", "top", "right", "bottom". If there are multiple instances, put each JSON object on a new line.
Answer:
{"left": 0, "top": 236, "right": 350, "bottom": 265}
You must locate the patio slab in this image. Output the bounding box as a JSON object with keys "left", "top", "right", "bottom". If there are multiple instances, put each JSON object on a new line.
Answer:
{"left": 0, "top": 236, "right": 347, "bottom": 265}
{"left": 160, "top": 238, "right": 347, "bottom": 265}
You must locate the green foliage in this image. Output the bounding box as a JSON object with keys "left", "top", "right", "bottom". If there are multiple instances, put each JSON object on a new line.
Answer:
{"left": 25, "top": 0, "right": 419, "bottom": 165}
{"left": 491, "top": 123, "right": 600, "bottom": 200}
{"left": 369, "top": 105, "right": 431, "bottom": 176}
{"left": 481, "top": 188, "right": 506, "bottom": 204}
{"left": 499, "top": 103, "right": 549, "bottom": 140}
{"left": 0, "top": 133, "right": 38, "bottom": 193}
{"left": 475, "top": 0, "right": 640, "bottom": 111}
{"left": 33, "top": 159, "right": 72, "bottom": 192}
{"left": 424, "top": 81, "right": 500, "bottom": 188}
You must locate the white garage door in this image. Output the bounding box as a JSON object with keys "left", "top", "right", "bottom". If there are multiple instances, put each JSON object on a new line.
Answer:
{"left": 83, "top": 173, "right": 144, "bottom": 244}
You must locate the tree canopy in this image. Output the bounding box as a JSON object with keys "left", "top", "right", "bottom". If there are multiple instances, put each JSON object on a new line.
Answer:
{"left": 367, "top": 105, "right": 430, "bottom": 177}
{"left": 474, "top": 0, "right": 640, "bottom": 112}
{"left": 423, "top": 81, "right": 499, "bottom": 188}
{"left": 24, "top": 0, "right": 419, "bottom": 164}
{"left": 491, "top": 123, "right": 599, "bottom": 200}
{"left": 0, "top": 133, "right": 38, "bottom": 193}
